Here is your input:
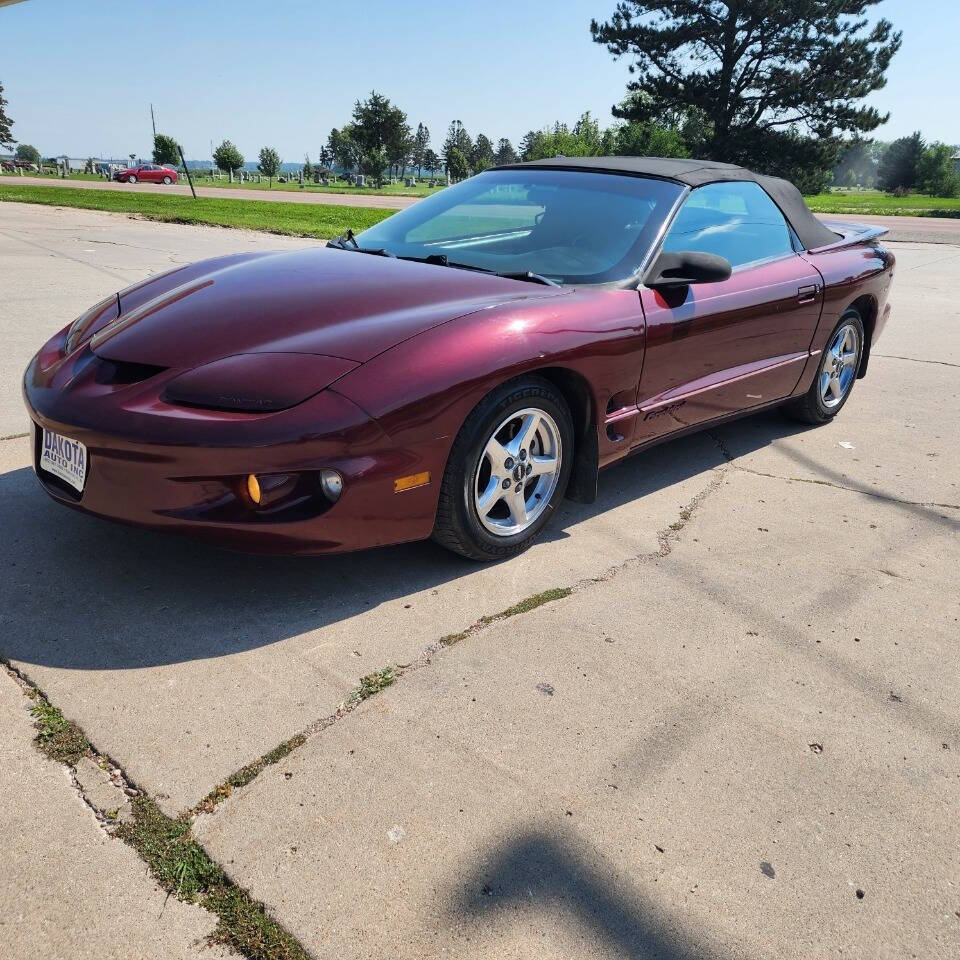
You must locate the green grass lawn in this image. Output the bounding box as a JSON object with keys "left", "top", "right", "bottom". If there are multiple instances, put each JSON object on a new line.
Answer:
{"left": 181, "top": 175, "right": 443, "bottom": 198}
{"left": 806, "top": 189, "right": 960, "bottom": 217}
{"left": 0, "top": 183, "right": 398, "bottom": 238}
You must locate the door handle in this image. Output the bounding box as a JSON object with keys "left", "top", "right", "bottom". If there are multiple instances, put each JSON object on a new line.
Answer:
{"left": 798, "top": 284, "right": 820, "bottom": 304}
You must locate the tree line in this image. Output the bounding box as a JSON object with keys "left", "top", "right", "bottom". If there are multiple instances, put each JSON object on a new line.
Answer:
{"left": 835, "top": 135, "right": 959, "bottom": 198}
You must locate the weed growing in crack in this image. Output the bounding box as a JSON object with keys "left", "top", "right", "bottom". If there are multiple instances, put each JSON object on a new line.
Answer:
{"left": 478, "top": 587, "right": 572, "bottom": 625}
{"left": 10, "top": 663, "right": 314, "bottom": 960}
{"left": 194, "top": 733, "right": 308, "bottom": 814}
{"left": 354, "top": 666, "right": 397, "bottom": 702}
{"left": 116, "top": 796, "right": 310, "bottom": 959}
{"left": 438, "top": 632, "right": 466, "bottom": 647}
{"left": 30, "top": 699, "right": 91, "bottom": 766}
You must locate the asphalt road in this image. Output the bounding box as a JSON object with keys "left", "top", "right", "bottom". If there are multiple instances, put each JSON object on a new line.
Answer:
{"left": 821, "top": 211, "right": 960, "bottom": 244}
{"left": 1, "top": 202, "right": 957, "bottom": 960}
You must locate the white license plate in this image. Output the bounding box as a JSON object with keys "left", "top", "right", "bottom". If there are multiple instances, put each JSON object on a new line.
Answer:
{"left": 40, "top": 428, "right": 88, "bottom": 492}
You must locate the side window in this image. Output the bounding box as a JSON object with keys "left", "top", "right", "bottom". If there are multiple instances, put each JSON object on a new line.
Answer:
{"left": 662, "top": 181, "right": 795, "bottom": 269}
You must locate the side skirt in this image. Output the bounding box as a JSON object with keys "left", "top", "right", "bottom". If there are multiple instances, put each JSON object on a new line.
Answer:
{"left": 599, "top": 396, "right": 791, "bottom": 473}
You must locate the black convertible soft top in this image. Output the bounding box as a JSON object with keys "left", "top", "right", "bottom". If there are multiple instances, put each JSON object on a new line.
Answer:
{"left": 500, "top": 156, "right": 839, "bottom": 251}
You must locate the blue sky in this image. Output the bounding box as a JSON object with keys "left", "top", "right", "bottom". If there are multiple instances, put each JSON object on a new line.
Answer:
{"left": 1, "top": 0, "right": 956, "bottom": 160}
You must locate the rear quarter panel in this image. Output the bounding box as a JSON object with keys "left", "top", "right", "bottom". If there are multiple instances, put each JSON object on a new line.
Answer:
{"left": 796, "top": 241, "right": 895, "bottom": 392}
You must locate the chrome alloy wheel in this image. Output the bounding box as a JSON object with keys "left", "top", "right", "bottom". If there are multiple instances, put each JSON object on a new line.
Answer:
{"left": 819, "top": 322, "right": 861, "bottom": 409}
{"left": 473, "top": 407, "right": 563, "bottom": 536}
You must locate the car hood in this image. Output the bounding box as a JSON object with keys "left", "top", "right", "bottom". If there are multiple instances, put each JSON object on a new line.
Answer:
{"left": 92, "top": 247, "right": 566, "bottom": 369}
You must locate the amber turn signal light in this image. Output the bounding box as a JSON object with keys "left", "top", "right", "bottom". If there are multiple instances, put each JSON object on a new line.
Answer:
{"left": 394, "top": 471, "right": 431, "bottom": 493}
{"left": 246, "top": 473, "right": 262, "bottom": 504}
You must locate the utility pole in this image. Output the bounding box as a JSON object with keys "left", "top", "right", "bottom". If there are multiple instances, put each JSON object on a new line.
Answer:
{"left": 178, "top": 143, "right": 197, "bottom": 200}
{"left": 150, "top": 103, "right": 156, "bottom": 141}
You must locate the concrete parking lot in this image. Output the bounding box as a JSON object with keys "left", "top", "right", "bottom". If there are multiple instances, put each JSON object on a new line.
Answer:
{"left": 0, "top": 201, "right": 957, "bottom": 959}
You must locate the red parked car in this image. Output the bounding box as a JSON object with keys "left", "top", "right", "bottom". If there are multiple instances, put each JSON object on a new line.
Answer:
{"left": 113, "top": 163, "right": 178, "bottom": 184}
{"left": 24, "top": 157, "right": 894, "bottom": 559}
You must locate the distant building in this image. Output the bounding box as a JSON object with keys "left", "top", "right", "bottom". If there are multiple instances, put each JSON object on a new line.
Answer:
{"left": 952, "top": 151, "right": 960, "bottom": 174}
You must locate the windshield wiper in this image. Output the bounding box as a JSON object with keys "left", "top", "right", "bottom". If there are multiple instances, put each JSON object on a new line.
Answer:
{"left": 400, "top": 254, "right": 559, "bottom": 286}
{"left": 327, "top": 229, "right": 396, "bottom": 257}
{"left": 493, "top": 271, "right": 559, "bottom": 287}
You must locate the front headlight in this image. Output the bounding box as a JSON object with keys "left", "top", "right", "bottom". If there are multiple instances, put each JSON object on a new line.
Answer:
{"left": 162, "top": 352, "right": 360, "bottom": 412}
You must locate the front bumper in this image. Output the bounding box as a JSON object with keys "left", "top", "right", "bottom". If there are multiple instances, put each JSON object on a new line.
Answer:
{"left": 23, "top": 350, "right": 443, "bottom": 555}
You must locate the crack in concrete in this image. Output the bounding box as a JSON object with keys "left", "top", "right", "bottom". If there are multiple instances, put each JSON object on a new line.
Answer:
{"left": 1, "top": 431, "right": 29, "bottom": 442}
{"left": 193, "top": 462, "right": 732, "bottom": 819}
{"left": 2, "top": 660, "right": 142, "bottom": 832}
{"left": 75, "top": 236, "right": 188, "bottom": 258}
{"left": 0, "top": 227, "right": 137, "bottom": 284}
{"left": 874, "top": 353, "right": 960, "bottom": 369}
{"left": 899, "top": 248, "right": 960, "bottom": 269}
{"left": 733, "top": 465, "right": 958, "bottom": 511}
{"left": 707, "top": 430, "right": 959, "bottom": 512}
{"left": 1, "top": 658, "right": 314, "bottom": 959}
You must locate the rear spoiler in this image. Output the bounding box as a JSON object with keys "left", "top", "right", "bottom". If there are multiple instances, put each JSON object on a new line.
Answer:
{"left": 808, "top": 220, "right": 888, "bottom": 254}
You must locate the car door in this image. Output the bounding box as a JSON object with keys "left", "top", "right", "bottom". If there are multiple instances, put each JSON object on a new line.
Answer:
{"left": 633, "top": 180, "right": 824, "bottom": 446}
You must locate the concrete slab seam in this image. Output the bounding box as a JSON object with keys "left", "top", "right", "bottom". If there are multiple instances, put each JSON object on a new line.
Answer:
{"left": 0, "top": 659, "right": 314, "bottom": 960}
{"left": 189, "top": 463, "right": 732, "bottom": 821}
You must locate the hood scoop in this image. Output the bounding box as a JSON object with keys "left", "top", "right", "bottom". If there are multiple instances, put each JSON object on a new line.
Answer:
{"left": 93, "top": 357, "right": 168, "bottom": 386}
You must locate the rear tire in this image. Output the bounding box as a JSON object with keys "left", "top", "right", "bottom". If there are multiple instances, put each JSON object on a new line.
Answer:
{"left": 433, "top": 377, "right": 574, "bottom": 561}
{"left": 784, "top": 310, "right": 864, "bottom": 424}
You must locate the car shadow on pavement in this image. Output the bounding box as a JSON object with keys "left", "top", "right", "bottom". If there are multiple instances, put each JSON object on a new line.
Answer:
{"left": 0, "top": 411, "right": 809, "bottom": 673}
{"left": 448, "top": 828, "right": 714, "bottom": 960}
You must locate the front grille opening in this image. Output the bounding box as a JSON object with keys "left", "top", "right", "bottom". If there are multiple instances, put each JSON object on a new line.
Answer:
{"left": 94, "top": 358, "right": 167, "bottom": 386}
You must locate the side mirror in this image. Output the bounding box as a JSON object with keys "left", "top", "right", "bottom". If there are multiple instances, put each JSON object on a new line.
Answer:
{"left": 646, "top": 250, "right": 732, "bottom": 289}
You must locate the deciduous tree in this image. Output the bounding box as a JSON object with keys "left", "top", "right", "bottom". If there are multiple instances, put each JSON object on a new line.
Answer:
{"left": 446, "top": 147, "right": 469, "bottom": 182}
{"left": 258, "top": 146, "right": 281, "bottom": 186}
{"left": 351, "top": 91, "right": 412, "bottom": 178}
{"left": 916, "top": 142, "right": 960, "bottom": 198}
{"left": 152, "top": 133, "right": 180, "bottom": 166}
{"left": 614, "top": 120, "right": 687, "bottom": 158}
{"left": 213, "top": 140, "right": 244, "bottom": 175}
{"left": 360, "top": 146, "right": 389, "bottom": 186}
{"left": 327, "top": 127, "right": 362, "bottom": 174}
{"left": 15, "top": 143, "right": 40, "bottom": 166}
{"left": 423, "top": 148, "right": 442, "bottom": 177}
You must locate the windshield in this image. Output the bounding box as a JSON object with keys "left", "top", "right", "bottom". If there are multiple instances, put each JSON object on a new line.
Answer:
{"left": 355, "top": 169, "right": 684, "bottom": 285}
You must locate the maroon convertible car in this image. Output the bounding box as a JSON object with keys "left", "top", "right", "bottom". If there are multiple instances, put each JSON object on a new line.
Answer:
{"left": 24, "top": 157, "right": 894, "bottom": 560}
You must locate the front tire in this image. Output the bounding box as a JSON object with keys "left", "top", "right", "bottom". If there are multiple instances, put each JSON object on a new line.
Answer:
{"left": 784, "top": 310, "right": 864, "bottom": 424}
{"left": 433, "top": 377, "right": 574, "bottom": 561}
{"left": 127, "top": 175, "right": 137, "bottom": 184}
{"left": 162, "top": 175, "right": 172, "bottom": 185}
